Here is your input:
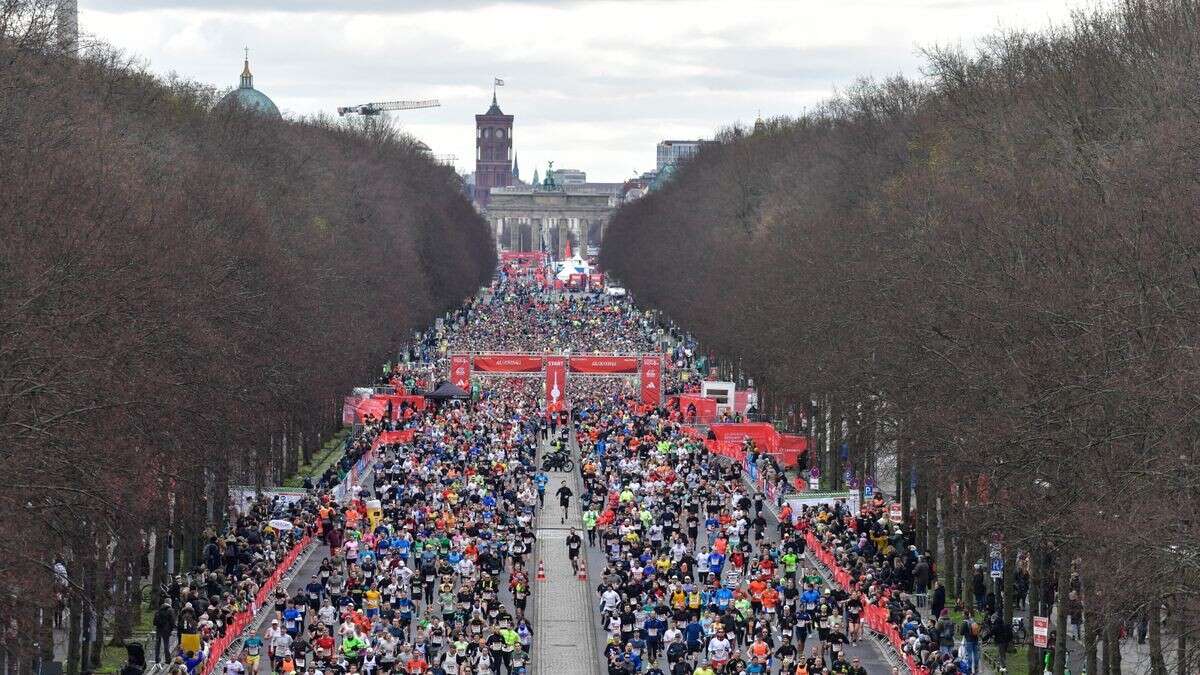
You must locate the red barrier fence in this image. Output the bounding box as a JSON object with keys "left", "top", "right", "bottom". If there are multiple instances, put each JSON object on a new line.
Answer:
{"left": 198, "top": 533, "right": 312, "bottom": 675}
{"left": 805, "top": 531, "right": 932, "bottom": 675}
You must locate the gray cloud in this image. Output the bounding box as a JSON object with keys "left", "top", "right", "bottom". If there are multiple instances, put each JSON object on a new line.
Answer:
{"left": 81, "top": 0, "right": 1080, "bottom": 180}
{"left": 83, "top": 0, "right": 585, "bottom": 12}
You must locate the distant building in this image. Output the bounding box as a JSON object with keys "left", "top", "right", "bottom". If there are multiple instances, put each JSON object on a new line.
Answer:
{"left": 549, "top": 168, "right": 586, "bottom": 186}
{"left": 485, "top": 164, "right": 619, "bottom": 256}
{"left": 217, "top": 53, "right": 281, "bottom": 119}
{"left": 474, "top": 93, "right": 514, "bottom": 209}
{"left": 656, "top": 139, "right": 711, "bottom": 172}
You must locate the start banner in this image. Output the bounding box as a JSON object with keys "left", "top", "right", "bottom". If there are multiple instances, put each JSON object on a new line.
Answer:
{"left": 474, "top": 354, "right": 545, "bottom": 373}
{"left": 545, "top": 356, "right": 567, "bottom": 412}
{"left": 569, "top": 356, "right": 639, "bottom": 373}
{"left": 450, "top": 354, "right": 471, "bottom": 388}
{"left": 640, "top": 355, "right": 661, "bottom": 406}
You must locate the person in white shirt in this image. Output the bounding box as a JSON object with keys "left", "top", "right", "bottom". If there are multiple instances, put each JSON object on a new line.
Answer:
{"left": 264, "top": 620, "right": 282, "bottom": 662}
{"left": 707, "top": 633, "right": 732, "bottom": 665}
{"left": 600, "top": 588, "right": 621, "bottom": 616}
{"left": 223, "top": 657, "right": 245, "bottom": 675}
{"left": 317, "top": 601, "right": 336, "bottom": 628}
{"left": 662, "top": 625, "right": 681, "bottom": 651}
{"left": 271, "top": 630, "right": 293, "bottom": 661}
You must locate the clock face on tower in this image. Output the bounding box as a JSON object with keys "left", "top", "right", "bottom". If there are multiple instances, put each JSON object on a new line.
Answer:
{"left": 496, "top": 129, "right": 505, "bottom": 139}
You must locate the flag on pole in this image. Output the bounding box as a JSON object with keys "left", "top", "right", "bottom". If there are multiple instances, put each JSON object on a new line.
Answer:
{"left": 494, "top": 78, "right": 505, "bottom": 86}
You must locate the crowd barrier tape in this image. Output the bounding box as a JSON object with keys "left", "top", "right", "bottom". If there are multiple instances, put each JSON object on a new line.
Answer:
{"left": 198, "top": 533, "right": 312, "bottom": 675}
{"left": 804, "top": 531, "right": 931, "bottom": 675}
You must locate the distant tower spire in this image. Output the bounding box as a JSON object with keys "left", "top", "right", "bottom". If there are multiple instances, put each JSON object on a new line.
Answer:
{"left": 513, "top": 153, "right": 520, "bottom": 180}
{"left": 240, "top": 47, "right": 253, "bottom": 89}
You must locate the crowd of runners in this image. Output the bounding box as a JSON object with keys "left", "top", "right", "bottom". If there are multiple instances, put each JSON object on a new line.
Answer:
{"left": 193, "top": 271, "right": 966, "bottom": 675}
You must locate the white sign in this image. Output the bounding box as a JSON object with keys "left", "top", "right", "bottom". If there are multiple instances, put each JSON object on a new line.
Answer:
{"left": 1033, "top": 616, "right": 1050, "bottom": 648}
{"left": 785, "top": 491, "right": 861, "bottom": 516}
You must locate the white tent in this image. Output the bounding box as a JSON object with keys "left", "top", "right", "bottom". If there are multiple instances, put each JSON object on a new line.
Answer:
{"left": 554, "top": 252, "right": 590, "bottom": 281}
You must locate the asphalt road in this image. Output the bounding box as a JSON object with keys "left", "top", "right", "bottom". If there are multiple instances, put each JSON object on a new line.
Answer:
{"left": 571, "top": 432, "right": 897, "bottom": 674}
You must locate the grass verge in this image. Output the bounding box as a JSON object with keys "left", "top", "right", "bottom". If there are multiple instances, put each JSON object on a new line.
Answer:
{"left": 282, "top": 429, "right": 349, "bottom": 487}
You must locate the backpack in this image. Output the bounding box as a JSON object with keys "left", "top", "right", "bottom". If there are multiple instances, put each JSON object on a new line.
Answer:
{"left": 970, "top": 620, "right": 982, "bottom": 638}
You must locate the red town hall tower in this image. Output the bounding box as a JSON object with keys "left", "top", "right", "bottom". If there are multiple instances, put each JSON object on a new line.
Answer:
{"left": 474, "top": 93, "right": 514, "bottom": 208}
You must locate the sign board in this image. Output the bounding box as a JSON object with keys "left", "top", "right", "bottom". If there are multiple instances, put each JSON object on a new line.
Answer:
{"left": 863, "top": 485, "right": 874, "bottom": 500}
{"left": 1033, "top": 616, "right": 1050, "bottom": 648}
{"left": 888, "top": 502, "right": 903, "bottom": 524}
{"left": 785, "top": 490, "right": 861, "bottom": 515}
{"left": 808, "top": 475, "right": 820, "bottom": 491}
{"left": 990, "top": 557, "right": 1003, "bottom": 579}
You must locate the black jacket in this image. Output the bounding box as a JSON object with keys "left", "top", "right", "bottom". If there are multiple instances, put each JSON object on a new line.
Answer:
{"left": 153, "top": 606, "right": 175, "bottom": 635}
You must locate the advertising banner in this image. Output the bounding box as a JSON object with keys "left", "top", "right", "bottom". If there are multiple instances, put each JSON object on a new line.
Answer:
{"left": 545, "top": 356, "right": 567, "bottom": 412}
{"left": 569, "top": 355, "right": 639, "bottom": 373}
{"left": 640, "top": 355, "right": 662, "bottom": 406}
{"left": 474, "top": 354, "right": 545, "bottom": 373}
{"left": 372, "top": 429, "right": 416, "bottom": 450}
{"left": 675, "top": 394, "right": 718, "bottom": 423}
{"left": 709, "top": 422, "right": 780, "bottom": 453}
{"left": 450, "top": 354, "right": 472, "bottom": 389}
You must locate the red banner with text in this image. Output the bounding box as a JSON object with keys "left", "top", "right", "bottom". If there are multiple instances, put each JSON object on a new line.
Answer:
{"left": 450, "top": 354, "right": 472, "bottom": 388}
{"left": 372, "top": 429, "right": 416, "bottom": 450}
{"left": 709, "top": 422, "right": 780, "bottom": 453}
{"left": 569, "top": 356, "right": 639, "bottom": 373}
{"left": 474, "top": 354, "right": 545, "bottom": 373}
{"left": 640, "top": 355, "right": 661, "bottom": 406}
{"left": 545, "top": 357, "right": 567, "bottom": 412}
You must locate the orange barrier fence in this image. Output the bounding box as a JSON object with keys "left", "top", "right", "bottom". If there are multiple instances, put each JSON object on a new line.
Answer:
{"left": 805, "top": 531, "right": 932, "bottom": 675}
{"left": 198, "top": 533, "right": 312, "bottom": 675}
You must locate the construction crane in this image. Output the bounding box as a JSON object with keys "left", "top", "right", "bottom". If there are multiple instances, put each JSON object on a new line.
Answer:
{"left": 337, "top": 99, "right": 440, "bottom": 116}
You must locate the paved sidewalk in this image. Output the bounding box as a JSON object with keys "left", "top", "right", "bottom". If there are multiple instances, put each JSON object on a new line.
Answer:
{"left": 532, "top": 436, "right": 601, "bottom": 675}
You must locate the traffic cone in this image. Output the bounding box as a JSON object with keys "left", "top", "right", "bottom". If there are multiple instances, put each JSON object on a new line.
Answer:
{"left": 577, "top": 558, "right": 588, "bottom": 581}
{"left": 537, "top": 560, "right": 547, "bottom": 582}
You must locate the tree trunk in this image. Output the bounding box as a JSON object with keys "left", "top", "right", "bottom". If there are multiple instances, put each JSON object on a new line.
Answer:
{"left": 1149, "top": 597, "right": 1166, "bottom": 675}
{"left": 924, "top": 484, "right": 937, "bottom": 563}
{"left": 66, "top": 578, "right": 81, "bottom": 675}
{"left": 914, "top": 468, "right": 927, "bottom": 551}
{"left": 1176, "top": 603, "right": 1186, "bottom": 675}
{"left": 150, "top": 529, "right": 167, "bottom": 610}
{"left": 943, "top": 500, "right": 957, "bottom": 603}
{"left": 1083, "top": 607, "right": 1098, "bottom": 675}
{"left": 1105, "top": 619, "right": 1125, "bottom": 675}
{"left": 39, "top": 600, "right": 55, "bottom": 664}
{"left": 1053, "top": 562, "right": 1069, "bottom": 675}
{"left": 1100, "top": 618, "right": 1110, "bottom": 675}
{"left": 1003, "top": 548, "right": 1016, "bottom": 626}
{"left": 112, "top": 542, "right": 133, "bottom": 643}
{"left": 827, "top": 399, "right": 842, "bottom": 491}
{"left": 1028, "top": 543, "right": 1042, "bottom": 674}
{"left": 87, "top": 549, "right": 102, "bottom": 669}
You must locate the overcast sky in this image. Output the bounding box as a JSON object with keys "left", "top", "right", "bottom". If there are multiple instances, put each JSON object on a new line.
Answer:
{"left": 82, "top": 0, "right": 1085, "bottom": 182}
